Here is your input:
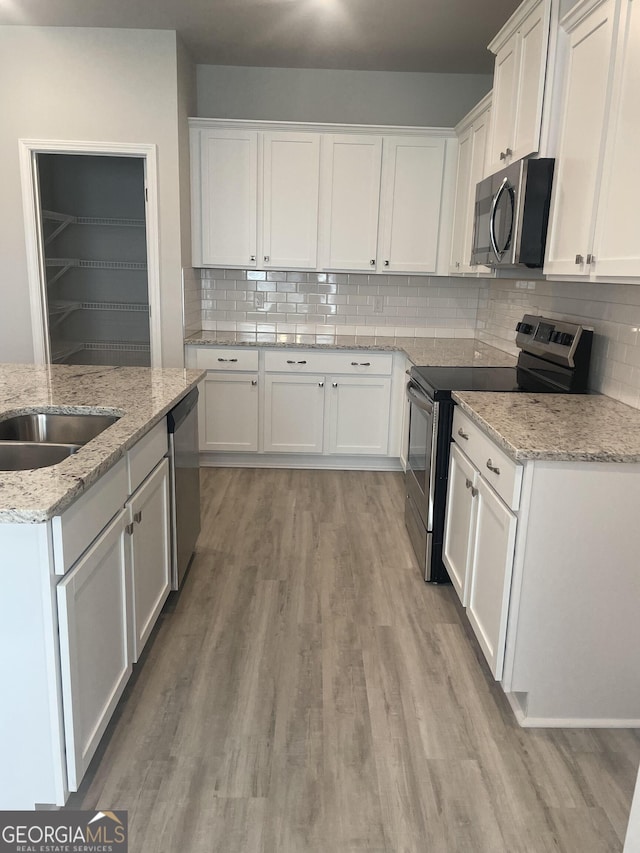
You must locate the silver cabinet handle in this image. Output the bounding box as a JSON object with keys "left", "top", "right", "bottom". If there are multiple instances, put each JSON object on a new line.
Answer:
{"left": 351, "top": 361, "right": 371, "bottom": 366}
{"left": 486, "top": 458, "right": 500, "bottom": 475}
{"left": 499, "top": 151, "right": 506, "bottom": 161}
{"left": 384, "top": 260, "right": 390, "bottom": 267}
{"left": 218, "top": 357, "right": 238, "bottom": 362}
{"left": 505, "top": 147, "right": 512, "bottom": 157}
{"left": 458, "top": 428, "right": 469, "bottom": 440}
{"left": 264, "top": 255, "right": 270, "bottom": 262}
{"left": 251, "top": 379, "right": 257, "bottom": 386}
{"left": 250, "top": 255, "right": 256, "bottom": 262}
{"left": 286, "top": 359, "right": 307, "bottom": 365}
{"left": 319, "top": 381, "right": 324, "bottom": 388}
{"left": 575, "top": 254, "right": 584, "bottom": 265}
{"left": 465, "top": 478, "right": 472, "bottom": 489}
{"left": 125, "top": 522, "right": 134, "bottom": 536}
{"left": 471, "top": 486, "right": 478, "bottom": 498}
{"left": 586, "top": 253, "right": 595, "bottom": 264}
{"left": 370, "top": 259, "right": 376, "bottom": 266}
{"left": 134, "top": 510, "right": 143, "bottom": 524}
{"left": 332, "top": 382, "right": 338, "bottom": 388}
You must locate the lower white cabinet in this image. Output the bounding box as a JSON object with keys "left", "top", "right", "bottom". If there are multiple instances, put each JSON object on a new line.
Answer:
{"left": 264, "top": 374, "right": 326, "bottom": 453}
{"left": 199, "top": 372, "right": 259, "bottom": 452}
{"left": 443, "top": 443, "right": 478, "bottom": 605}
{"left": 127, "top": 458, "right": 171, "bottom": 662}
{"left": 57, "top": 508, "right": 132, "bottom": 791}
{"left": 326, "top": 376, "right": 391, "bottom": 455}
{"left": 466, "top": 475, "right": 517, "bottom": 679}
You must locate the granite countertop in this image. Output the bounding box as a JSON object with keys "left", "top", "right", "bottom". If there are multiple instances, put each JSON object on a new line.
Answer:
{"left": 0, "top": 364, "right": 204, "bottom": 523}
{"left": 453, "top": 392, "right": 640, "bottom": 463}
{"left": 185, "top": 332, "right": 518, "bottom": 368}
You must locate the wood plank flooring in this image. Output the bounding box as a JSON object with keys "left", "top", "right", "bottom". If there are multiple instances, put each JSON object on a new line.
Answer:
{"left": 67, "top": 468, "right": 640, "bottom": 852}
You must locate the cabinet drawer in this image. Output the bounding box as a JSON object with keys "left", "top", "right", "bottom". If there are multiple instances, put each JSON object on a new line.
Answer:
{"left": 194, "top": 347, "right": 259, "bottom": 371}
{"left": 52, "top": 457, "right": 128, "bottom": 575}
{"left": 128, "top": 419, "right": 168, "bottom": 495}
{"left": 452, "top": 408, "right": 522, "bottom": 510}
{"left": 264, "top": 350, "right": 392, "bottom": 375}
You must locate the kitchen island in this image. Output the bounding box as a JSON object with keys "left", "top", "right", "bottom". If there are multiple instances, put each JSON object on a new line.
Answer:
{"left": 0, "top": 363, "right": 204, "bottom": 810}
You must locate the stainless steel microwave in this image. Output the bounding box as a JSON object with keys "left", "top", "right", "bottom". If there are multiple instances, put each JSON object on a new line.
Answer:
{"left": 471, "top": 158, "right": 554, "bottom": 268}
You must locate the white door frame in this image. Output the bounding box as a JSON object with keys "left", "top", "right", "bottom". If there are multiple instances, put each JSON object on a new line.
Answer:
{"left": 18, "top": 139, "right": 163, "bottom": 367}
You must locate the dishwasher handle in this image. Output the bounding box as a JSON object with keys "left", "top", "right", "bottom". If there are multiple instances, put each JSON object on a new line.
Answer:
{"left": 167, "top": 387, "right": 199, "bottom": 434}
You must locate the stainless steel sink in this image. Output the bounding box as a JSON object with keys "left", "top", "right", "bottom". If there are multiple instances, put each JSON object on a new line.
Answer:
{"left": 0, "top": 412, "right": 119, "bottom": 445}
{"left": 0, "top": 441, "right": 80, "bottom": 471}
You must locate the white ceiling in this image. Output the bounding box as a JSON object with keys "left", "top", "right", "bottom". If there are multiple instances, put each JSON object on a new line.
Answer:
{"left": 0, "top": 0, "right": 522, "bottom": 73}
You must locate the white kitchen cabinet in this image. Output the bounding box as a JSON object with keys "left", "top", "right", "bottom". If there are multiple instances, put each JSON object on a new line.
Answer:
{"left": 326, "top": 375, "right": 391, "bottom": 455}
{"left": 544, "top": 0, "right": 617, "bottom": 276}
{"left": 262, "top": 132, "right": 320, "bottom": 269}
{"left": 319, "top": 134, "right": 383, "bottom": 271}
{"left": 56, "top": 508, "right": 132, "bottom": 791}
{"left": 449, "top": 95, "right": 492, "bottom": 275}
{"left": 196, "top": 128, "right": 258, "bottom": 268}
{"left": 590, "top": 0, "right": 640, "bottom": 277}
{"left": 199, "top": 372, "right": 259, "bottom": 452}
{"left": 377, "top": 136, "right": 446, "bottom": 273}
{"left": 443, "top": 442, "right": 478, "bottom": 605}
{"left": 486, "top": 0, "right": 551, "bottom": 173}
{"left": 127, "top": 458, "right": 171, "bottom": 662}
{"left": 466, "top": 474, "right": 517, "bottom": 680}
{"left": 264, "top": 373, "right": 326, "bottom": 453}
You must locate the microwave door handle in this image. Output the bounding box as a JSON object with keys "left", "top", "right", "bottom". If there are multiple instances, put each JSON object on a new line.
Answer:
{"left": 489, "top": 177, "right": 509, "bottom": 261}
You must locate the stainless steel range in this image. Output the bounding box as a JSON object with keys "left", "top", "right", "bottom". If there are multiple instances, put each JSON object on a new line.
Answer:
{"left": 405, "top": 315, "right": 593, "bottom": 582}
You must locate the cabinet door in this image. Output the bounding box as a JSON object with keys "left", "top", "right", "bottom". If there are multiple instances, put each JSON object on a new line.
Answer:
{"left": 486, "top": 32, "right": 519, "bottom": 174}
{"left": 466, "top": 477, "right": 517, "bottom": 680}
{"left": 327, "top": 376, "right": 391, "bottom": 455}
{"left": 57, "top": 509, "right": 131, "bottom": 791}
{"left": 443, "top": 444, "right": 478, "bottom": 606}
{"left": 378, "top": 136, "right": 446, "bottom": 273}
{"left": 592, "top": 0, "right": 640, "bottom": 277}
{"left": 264, "top": 374, "right": 325, "bottom": 453}
{"left": 319, "top": 134, "right": 382, "bottom": 270}
{"left": 450, "top": 125, "right": 474, "bottom": 273}
{"left": 200, "top": 129, "right": 258, "bottom": 267}
{"left": 512, "top": 0, "right": 549, "bottom": 162}
{"left": 262, "top": 132, "right": 320, "bottom": 269}
{"left": 199, "top": 372, "right": 259, "bottom": 452}
{"left": 544, "top": 0, "right": 616, "bottom": 276}
{"left": 129, "top": 459, "right": 171, "bottom": 662}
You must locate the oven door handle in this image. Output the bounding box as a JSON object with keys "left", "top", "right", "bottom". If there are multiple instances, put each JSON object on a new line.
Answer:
{"left": 406, "top": 382, "right": 434, "bottom": 414}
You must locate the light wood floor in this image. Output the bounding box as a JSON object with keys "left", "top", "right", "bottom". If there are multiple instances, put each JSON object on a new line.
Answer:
{"left": 68, "top": 468, "right": 640, "bottom": 852}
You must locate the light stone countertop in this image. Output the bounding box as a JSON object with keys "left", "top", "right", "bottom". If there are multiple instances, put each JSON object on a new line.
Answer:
{"left": 453, "top": 391, "right": 640, "bottom": 463}
{"left": 185, "top": 332, "right": 518, "bottom": 368}
{"left": 0, "top": 364, "right": 204, "bottom": 523}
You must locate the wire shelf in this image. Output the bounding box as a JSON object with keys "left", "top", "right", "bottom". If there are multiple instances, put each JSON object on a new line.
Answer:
{"left": 46, "top": 258, "right": 147, "bottom": 270}
{"left": 42, "top": 210, "right": 145, "bottom": 227}
{"left": 49, "top": 300, "right": 149, "bottom": 314}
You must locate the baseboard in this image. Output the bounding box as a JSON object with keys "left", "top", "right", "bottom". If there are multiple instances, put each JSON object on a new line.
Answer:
{"left": 199, "top": 452, "right": 403, "bottom": 471}
{"left": 505, "top": 693, "right": 640, "bottom": 728}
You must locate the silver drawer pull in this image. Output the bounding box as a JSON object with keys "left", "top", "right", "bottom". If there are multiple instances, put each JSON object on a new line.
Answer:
{"left": 218, "top": 357, "right": 238, "bottom": 362}
{"left": 134, "top": 511, "right": 143, "bottom": 524}
{"left": 125, "top": 522, "right": 134, "bottom": 536}
{"left": 332, "top": 382, "right": 338, "bottom": 388}
{"left": 486, "top": 459, "right": 500, "bottom": 475}
{"left": 471, "top": 486, "right": 478, "bottom": 498}
{"left": 351, "top": 361, "right": 371, "bottom": 366}
{"left": 251, "top": 379, "right": 257, "bottom": 386}
{"left": 319, "top": 381, "right": 324, "bottom": 388}
{"left": 458, "top": 428, "right": 469, "bottom": 440}
{"left": 286, "top": 359, "right": 307, "bottom": 365}
{"left": 465, "top": 478, "right": 472, "bottom": 489}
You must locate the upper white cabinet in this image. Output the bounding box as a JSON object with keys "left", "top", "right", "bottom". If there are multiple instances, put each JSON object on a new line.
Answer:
{"left": 544, "top": 0, "right": 620, "bottom": 277}
{"left": 262, "top": 132, "right": 320, "bottom": 269}
{"left": 449, "top": 95, "right": 492, "bottom": 275}
{"left": 319, "top": 134, "right": 383, "bottom": 271}
{"left": 191, "top": 121, "right": 455, "bottom": 276}
{"left": 485, "top": 0, "right": 552, "bottom": 174}
{"left": 196, "top": 129, "right": 258, "bottom": 268}
{"left": 377, "top": 136, "right": 447, "bottom": 273}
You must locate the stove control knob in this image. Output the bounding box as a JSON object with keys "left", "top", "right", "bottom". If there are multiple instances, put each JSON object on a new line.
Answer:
{"left": 516, "top": 322, "right": 534, "bottom": 335}
{"left": 560, "top": 332, "right": 574, "bottom": 346}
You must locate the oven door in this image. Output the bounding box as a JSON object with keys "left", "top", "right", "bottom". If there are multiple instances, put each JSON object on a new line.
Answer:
{"left": 405, "top": 380, "right": 438, "bottom": 532}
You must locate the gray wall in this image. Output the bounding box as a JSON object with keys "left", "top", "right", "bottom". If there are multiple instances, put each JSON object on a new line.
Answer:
{"left": 0, "top": 26, "right": 188, "bottom": 367}
{"left": 196, "top": 65, "right": 492, "bottom": 127}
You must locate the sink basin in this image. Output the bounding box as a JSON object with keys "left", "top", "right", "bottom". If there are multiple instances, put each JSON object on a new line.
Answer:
{"left": 0, "top": 412, "right": 119, "bottom": 445}
{"left": 0, "top": 441, "right": 80, "bottom": 471}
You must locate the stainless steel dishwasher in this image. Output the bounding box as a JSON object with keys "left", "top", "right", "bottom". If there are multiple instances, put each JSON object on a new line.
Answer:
{"left": 167, "top": 388, "right": 201, "bottom": 589}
